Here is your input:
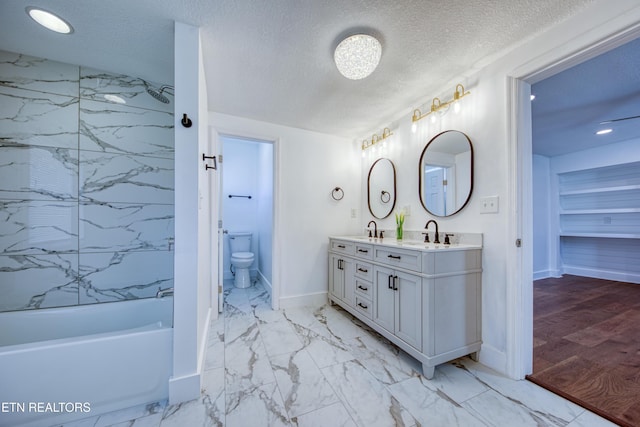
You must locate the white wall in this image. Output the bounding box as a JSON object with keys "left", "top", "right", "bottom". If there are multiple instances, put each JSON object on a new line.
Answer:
{"left": 210, "top": 112, "right": 360, "bottom": 308}
{"left": 532, "top": 154, "right": 554, "bottom": 279}
{"left": 171, "top": 22, "right": 211, "bottom": 404}
{"left": 550, "top": 137, "right": 640, "bottom": 174}
{"left": 357, "top": 0, "right": 640, "bottom": 376}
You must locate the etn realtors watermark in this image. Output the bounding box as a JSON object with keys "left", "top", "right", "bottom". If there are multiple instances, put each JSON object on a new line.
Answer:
{"left": 1, "top": 401, "right": 91, "bottom": 414}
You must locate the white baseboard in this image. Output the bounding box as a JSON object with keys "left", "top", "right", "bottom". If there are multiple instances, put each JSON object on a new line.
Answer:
{"left": 563, "top": 266, "right": 640, "bottom": 284}
{"left": 477, "top": 343, "right": 508, "bottom": 378}
{"left": 257, "top": 269, "right": 272, "bottom": 295}
{"left": 532, "top": 269, "right": 562, "bottom": 280}
{"left": 278, "top": 291, "right": 328, "bottom": 309}
{"left": 168, "top": 372, "right": 201, "bottom": 405}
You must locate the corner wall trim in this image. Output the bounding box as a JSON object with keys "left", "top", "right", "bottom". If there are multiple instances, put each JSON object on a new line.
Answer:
{"left": 478, "top": 343, "right": 508, "bottom": 376}
{"left": 168, "top": 372, "right": 201, "bottom": 405}
{"left": 278, "top": 291, "right": 328, "bottom": 309}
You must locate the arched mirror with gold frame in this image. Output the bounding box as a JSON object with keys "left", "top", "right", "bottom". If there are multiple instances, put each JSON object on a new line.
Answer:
{"left": 419, "top": 130, "right": 473, "bottom": 217}
{"left": 368, "top": 158, "right": 396, "bottom": 219}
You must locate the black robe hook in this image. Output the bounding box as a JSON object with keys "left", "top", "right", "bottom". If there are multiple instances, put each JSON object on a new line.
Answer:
{"left": 181, "top": 113, "right": 192, "bottom": 128}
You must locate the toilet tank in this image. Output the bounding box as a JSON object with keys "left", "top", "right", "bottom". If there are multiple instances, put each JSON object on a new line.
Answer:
{"left": 229, "top": 232, "right": 252, "bottom": 253}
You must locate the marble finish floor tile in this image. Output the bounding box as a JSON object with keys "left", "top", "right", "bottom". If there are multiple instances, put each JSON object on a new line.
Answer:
{"left": 388, "top": 376, "right": 487, "bottom": 427}
{"left": 271, "top": 349, "right": 340, "bottom": 417}
{"left": 290, "top": 402, "right": 356, "bottom": 427}
{"left": 61, "top": 283, "right": 610, "bottom": 427}
{"left": 321, "top": 360, "right": 418, "bottom": 427}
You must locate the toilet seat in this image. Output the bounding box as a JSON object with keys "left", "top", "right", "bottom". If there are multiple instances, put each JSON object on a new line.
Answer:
{"left": 231, "top": 251, "right": 254, "bottom": 260}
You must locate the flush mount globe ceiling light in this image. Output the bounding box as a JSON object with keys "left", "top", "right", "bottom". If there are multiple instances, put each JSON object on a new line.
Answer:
{"left": 334, "top": 34, "right": 382, "bottom": 80}
{"left": 26, "top": 7, "right": 74, "bottom": 34}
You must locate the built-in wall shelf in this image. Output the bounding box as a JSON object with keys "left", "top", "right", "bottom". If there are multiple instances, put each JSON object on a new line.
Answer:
{"left": 560, "top": 208, "right": 640, "bottom": 214}
{"left": 557, "top": 161, "right": 640, "bottom": 283}
{"left": 559, "top": 184, "right": 640, "bottom": 196}
{"left": 558, "top": 161, "right": 640, "bottom": 239}
{"left": 560, "top": 233, "right": 640, "bottom": 239}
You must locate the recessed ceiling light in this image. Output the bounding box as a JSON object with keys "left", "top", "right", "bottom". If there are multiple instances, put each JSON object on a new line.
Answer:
{"left": 26, "top": 7, "right": 74, "bottom": 34}
{"left": 530, "top": 94, "right": 536, "bottom": 101}
{"left": 334, "top": 34, "right": 382, "bottom": 80}
{"left": 596, "top": 128, "right": 612, "bottom": 135}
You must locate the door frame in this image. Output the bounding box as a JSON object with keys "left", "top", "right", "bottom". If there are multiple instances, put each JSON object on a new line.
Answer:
{"left": 507, "top": 24, "right": 640, "bottom": 379}
{"left": 210, "top": 125, "right": 281, "bottom": 311}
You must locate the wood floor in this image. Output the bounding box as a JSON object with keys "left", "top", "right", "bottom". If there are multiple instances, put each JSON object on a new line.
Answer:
{"left": 528, "top": 275, "right": 640, "bottom": 427}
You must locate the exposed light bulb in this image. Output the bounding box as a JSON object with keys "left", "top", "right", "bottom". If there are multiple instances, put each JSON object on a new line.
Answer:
{"left": 411, "top": 122, "right": 417, "bottom": 134}
{"left": 453, "top": 100, "right": 460, "bottom": 114}
{"left": 430, "top": 115, "right": 436, "bottom": 124}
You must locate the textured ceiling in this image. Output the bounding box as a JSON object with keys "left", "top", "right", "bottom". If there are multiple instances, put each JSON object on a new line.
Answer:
{"left": 0, "top": 0, "right": 597, "bottom": 139}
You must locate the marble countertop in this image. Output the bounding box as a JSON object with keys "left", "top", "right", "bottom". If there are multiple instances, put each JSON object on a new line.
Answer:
{"left": 329, "top": 235, "right": 482, "bottom": 252}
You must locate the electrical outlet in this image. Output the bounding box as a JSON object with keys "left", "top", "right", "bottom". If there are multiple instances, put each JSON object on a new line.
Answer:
{"left": 403, "top": 205, "right": 411, "bottom": 216}
{"left": 351, "top": 208, "right": 357, "bottom": 219}
{"left": 480, "top": 196, "right": 499, "bottom": 214}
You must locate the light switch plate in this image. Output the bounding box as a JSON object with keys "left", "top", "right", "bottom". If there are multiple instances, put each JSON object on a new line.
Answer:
{"left": 480, "top": 196, "right": 499, "bottom": 214}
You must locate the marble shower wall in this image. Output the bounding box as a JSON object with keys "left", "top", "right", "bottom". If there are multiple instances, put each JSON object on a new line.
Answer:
{"left": 0, "top": 50, "right": 174, "bottom": 312}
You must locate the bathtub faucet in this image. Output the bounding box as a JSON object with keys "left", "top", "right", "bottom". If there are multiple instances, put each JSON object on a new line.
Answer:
{"left": 156, "top": 287, "right": 174, "bottom": 298}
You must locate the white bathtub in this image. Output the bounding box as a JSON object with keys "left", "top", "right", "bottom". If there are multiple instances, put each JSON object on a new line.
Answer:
{"left": 0, "top": 298, "right": 173, "bottom": 427}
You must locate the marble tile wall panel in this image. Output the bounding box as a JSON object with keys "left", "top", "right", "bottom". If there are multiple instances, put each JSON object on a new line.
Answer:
{"left": 0, "top": 86, "right": 78, "bottom": 149}
{"left": 80, "top": 67, "right": 173, "bottom": 113}
{"left": 0, "top": 50, "right": 79, "bottom": 96}
{"left": 0, "top": 144, "right": 78, "bottom": 201}
{"left": 0, "top": 50, "right": 175, "bottom": 312}
{"left": 0, "top": 254, "right": 78, "bottom": 311}
{"left": 79, "top": 202, "right": 173, "bottom": 252}
{"left": 79, "top": 98, "right": 173, "bottom": 158}
{"left": 0, "top": 200, "right": 78, "bottom": 254}
{"left": 79, "top": 251, "right": 173, "bottom": 303}
{"left": 79, "top": 151, "right": 174, "bottom": 204}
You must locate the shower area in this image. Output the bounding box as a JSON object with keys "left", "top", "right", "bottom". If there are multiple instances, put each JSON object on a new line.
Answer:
{"left": 0, "top": 50, "right": 175, "bottom": 426}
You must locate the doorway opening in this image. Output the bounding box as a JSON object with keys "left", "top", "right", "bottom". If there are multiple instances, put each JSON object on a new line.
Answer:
{"left": 219, "top": 134, "right": 274, "bottom": 313}
{"left": 525, "top": 36, "right": 640, "bottom": 426}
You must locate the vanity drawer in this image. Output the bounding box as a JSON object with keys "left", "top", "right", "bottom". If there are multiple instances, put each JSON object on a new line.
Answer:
{"left": 355, "top": 243, "right": 373, "bottom": 260}
{"left": 330, "top": 239, "right": 355, "bottom": 255}
{"left": 354, "top": 261, "right": 373, "bottom": 281}
{"left": 374, "top": 246, "right": 422, "bottom": 272}
{"left": 355, "top": 278, "right": 372, "bottom": 298}
{"left": 355, "top": 295, "right": 372, "bottom": 319}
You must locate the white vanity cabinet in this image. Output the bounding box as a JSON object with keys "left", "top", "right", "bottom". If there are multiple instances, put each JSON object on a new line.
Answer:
{"left": 328, "top": 237, "right": 482, "bottom": 379}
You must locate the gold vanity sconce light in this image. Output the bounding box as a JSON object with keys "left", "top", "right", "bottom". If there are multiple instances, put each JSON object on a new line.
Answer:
{"left": 361, "top": 127, "right": 393, "bottom": 151}
{"left": 411, "top": 84, "right": 471, "bottom": 132}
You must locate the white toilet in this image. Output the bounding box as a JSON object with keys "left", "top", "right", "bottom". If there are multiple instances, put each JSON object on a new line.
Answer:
{"left": 229, "top": 232, "right": 255, "bottom": 289}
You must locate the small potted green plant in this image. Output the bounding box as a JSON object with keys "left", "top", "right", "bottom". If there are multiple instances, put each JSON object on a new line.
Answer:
{"left": 395, "top": 211, "right": 405, "bottom": 241}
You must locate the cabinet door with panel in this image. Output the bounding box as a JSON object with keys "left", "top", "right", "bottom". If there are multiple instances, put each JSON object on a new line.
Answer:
{"left": 329, "top": 253, "right": 355, "bottom": 307}
{"left": 329, "top": 253, "right": 344, "bottom": 301}
{"left": 373, "top": 266, "right": 422, "bottom": 350}
{"left": 373, "top": 266, "right": 395, "bottom": 333}
{"left": 394, "top": 270, "right": 422, "bottom": 350}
